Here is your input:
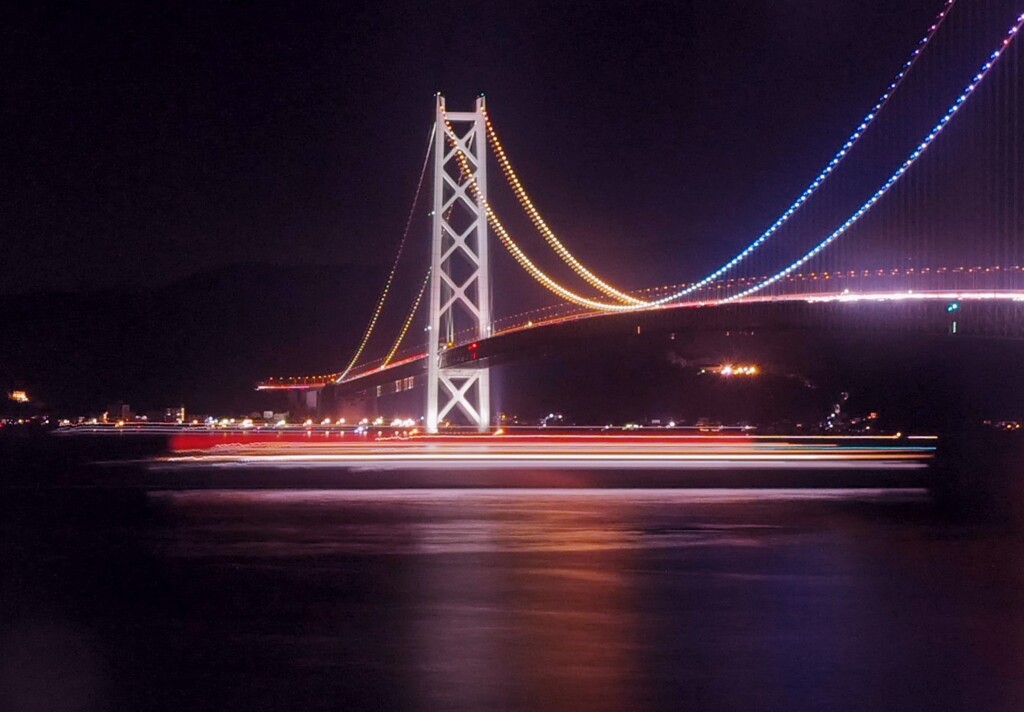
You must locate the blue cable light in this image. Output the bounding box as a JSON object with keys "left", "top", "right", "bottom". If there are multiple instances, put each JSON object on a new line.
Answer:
{"left": 725, "top": 13, "right": 1024, "bottom": 303}
{"left": 654, "top": 0, "right": 957, "bottom": 305}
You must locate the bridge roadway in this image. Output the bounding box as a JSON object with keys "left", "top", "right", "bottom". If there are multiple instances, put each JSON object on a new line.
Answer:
{"left": 271, "top": 292, "right": 1024, "bottom": 399}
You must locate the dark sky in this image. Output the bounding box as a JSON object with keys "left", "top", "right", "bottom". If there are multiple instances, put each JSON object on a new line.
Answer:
{"left": 4, "top": 0, "right": 949, "bottom": 295}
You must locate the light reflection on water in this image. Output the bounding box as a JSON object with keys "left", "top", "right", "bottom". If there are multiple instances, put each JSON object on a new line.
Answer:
{"left": 147, "top": 487, "right": 1024, "bottom": 711}
{"left": 150, "top": 488, "right": 926, "bottom": 557}
{"left": 4, "top": 484, "right": 1024, "bottom": 711}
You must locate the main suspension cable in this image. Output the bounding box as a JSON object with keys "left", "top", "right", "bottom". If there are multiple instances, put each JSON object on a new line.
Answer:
{"left": 335, "top": 124, "right": 435, "bottom": 383}
{"left": 483, "top": 111, "right": 646, "bottom": 305}
{"left": 445, "top": 120, "right": 644, "bottom": 312}
{"left": 726, "top": 11, "right": 1024, "bottom": 302}
{"left": 483, "top": 0, "right": 958, "bottom": 310}
{"left": 439, "top": 0, "right": 969, "bottom": 316}
{"left": 653, "top": 0, "right": 959, "bottom": 304}
{"left": 381, "top": 267, "right": 431, "bottom": 368}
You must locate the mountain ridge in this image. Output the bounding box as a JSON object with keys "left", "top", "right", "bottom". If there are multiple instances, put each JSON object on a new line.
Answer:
{"left": 0, "top": 262, "right": 394, "bottom": 414}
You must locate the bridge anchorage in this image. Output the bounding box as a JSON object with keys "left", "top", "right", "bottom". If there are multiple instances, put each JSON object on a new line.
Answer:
{"left": 427, "top": 94, "right": 491, "bottom": 433}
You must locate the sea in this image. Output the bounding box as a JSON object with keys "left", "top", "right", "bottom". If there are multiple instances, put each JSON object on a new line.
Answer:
{"left": 1, "top": 435, "right": 1022, "bottom": 711}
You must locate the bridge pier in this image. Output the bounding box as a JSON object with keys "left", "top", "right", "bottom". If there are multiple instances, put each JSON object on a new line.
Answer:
{"left": 286, "top": 388, "right": 322, "bottom": 417}
{"left": 335, "top": 392, "right": 377, "bottom": 425}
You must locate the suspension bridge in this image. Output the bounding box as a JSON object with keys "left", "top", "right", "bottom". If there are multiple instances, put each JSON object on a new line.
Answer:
{"left": 258, "top": 1, "right": 1024, "bottom": 433}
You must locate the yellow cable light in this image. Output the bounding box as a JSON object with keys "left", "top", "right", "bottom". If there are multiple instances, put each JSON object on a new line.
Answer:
{"left": 483, "top": 110, "right": 650, "bottom": 306}
{"left": 335, "top": 124, "right": 436, "bottom": 383}
{"left": 382, "top": 267, "right": 431, "bottom": 368}
{"left": 488, "top": 207, "right": 642, "bottom": 311}
{"left": 442, "top": 119, "right": 645, "bottom": 312}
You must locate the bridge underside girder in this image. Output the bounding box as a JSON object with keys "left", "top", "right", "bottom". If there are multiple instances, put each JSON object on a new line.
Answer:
{"left": 322, "top": 299, "right": 1024, "bottom": 402}
{"left": 440, "top": 299, "right": 1024, "bottom": 370}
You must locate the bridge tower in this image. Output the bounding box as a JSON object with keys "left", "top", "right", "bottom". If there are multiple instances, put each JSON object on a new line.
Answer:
{"left": 426, "top": 94, "right": 492, "bottom": 433}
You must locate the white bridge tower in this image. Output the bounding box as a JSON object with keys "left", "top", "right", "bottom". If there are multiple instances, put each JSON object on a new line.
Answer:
{"left": 426, "top": 94, "right": 492, "bottom": 433}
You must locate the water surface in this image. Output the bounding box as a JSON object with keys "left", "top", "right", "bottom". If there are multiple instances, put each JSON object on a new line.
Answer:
{"left": 2, "top": 482, "right": 1022, "bottom": 711}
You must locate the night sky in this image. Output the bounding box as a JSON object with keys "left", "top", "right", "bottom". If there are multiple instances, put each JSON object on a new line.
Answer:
{"left": 5, "top": 0, "right": 946, "bottom": 296}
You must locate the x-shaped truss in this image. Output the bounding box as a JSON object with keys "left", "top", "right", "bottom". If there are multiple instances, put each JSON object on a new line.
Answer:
{"left": 426, "top": 95, "right": 491, "bottom": 433}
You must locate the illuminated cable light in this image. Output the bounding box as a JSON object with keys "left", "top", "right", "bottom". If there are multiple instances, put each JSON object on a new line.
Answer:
{"left": 317, "top": 5, "right": 1011, "bottom": 380}
{"left": 466, "top": 178, "right": 623, "bottom": 310}
{"left": 335, "top": 124, "right": 436, "bottom": 383}
{"left": 453, "top": 1, "right": 958, "bottom": 316}
{"left": 480, "top": 259, "right": 1017, "bottom": 337}
{"left": 484, "top": 113, "right": 646, "bottom": 305}
{"left": 445, "top": 123, "right": 642, "bottom": 312}
{"left": 648, "top": 0, "right": 959, "bottom": 305}
{"left": 725, "top": 12, "right": 1024, "bottom": 302}
{"left": 381, "top": 268, "right": 431, "bottom": 368}
{"left": 489, "top": 208, "right": 644, "bottom": 310}
{"left": 483, "top": 0, "right": 954, "bottom": 308}
{"left": 337, "top": 122, "right": 466, "bottom": 382}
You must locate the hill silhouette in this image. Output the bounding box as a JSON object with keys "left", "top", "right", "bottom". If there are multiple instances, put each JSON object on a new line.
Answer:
{"left": 0, "top": 263, "right": 386, "bottom": 415}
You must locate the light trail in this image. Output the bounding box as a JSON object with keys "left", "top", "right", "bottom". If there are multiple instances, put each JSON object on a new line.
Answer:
{"left": 158, "top": 433, "right": 937, "bottom": 471}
